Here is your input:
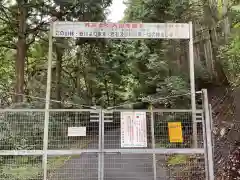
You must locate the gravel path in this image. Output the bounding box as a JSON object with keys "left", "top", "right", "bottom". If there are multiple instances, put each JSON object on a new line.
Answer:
{"left": 49, "top": 128, "right": 167, "bottom": 180}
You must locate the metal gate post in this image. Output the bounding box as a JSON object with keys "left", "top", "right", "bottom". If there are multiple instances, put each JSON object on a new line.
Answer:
{"left": 43, "top": 21, "right": 53, "bottom": 180}
{"left": 201, "top": 99, "right": 209, "bottom": 180}
{"left": 209, "top": 104, "right": 214, "bottom": 156}
{"left": 98, "top": 108, "right": 103, "bottom": 180}
{"left": 189, "top": 21, "right": 198, "bottom": 148}
{"left": 202, "top": 89, "right": 214, "bottom": 180}
{"left": 150, "top": 105, "right": 157, "bottom": 180}
{"left": 100, "top": 109, "right": 105, "bottom": 180}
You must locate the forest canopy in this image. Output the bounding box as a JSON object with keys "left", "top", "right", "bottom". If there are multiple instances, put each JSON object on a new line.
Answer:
{"left": 0, "top": 0, "right": 239, "bottom": 109}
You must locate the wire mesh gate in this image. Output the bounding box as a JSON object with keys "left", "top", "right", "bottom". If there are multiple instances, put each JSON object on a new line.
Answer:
{"left": 101, "top": 109, "right": 204, "bottom": 180}
{"left": 0, "top": 91, "right": 214, "bottom": 180}
{"left": 100, "top": 105, "right": 214, "bottom": 180}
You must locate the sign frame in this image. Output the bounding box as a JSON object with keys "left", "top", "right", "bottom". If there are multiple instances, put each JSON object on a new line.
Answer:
{"left": 52, "top": 21, "right": 190, "bottom": 39}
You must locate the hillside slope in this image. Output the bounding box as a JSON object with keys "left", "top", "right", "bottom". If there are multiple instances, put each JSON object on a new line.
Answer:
{"left": 208, "top": 86, "right": 240, "bottom": 179}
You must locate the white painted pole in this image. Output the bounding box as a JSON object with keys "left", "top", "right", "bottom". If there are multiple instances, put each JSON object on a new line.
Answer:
{"left": 202, "top": 89, "right": 214, "bottom": 180}
{"left": 150, "top": 105, "right": 157, "bottom": 180}
{"left": 43, "top": 21, "right": 53, "bottom": 180}
{"left": 189, "top": 22, "right": 197, "bottom": 148}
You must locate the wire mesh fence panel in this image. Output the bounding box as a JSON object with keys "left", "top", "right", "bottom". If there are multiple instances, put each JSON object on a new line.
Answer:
{"left": 103, "top": 110, "right": 204, "bottom": 149}
{"left": 0, "top": 155, "right": 43, "bottom": 180}
{"left": 104, "top": 153, "right": 155, "bottom": 180}
{"left": 0, "top": 109, "right": 100, "bottom": 180}
{"left": 0, "top": 110, "right": 44, "bottom": 180}
{"left": 46, "top": 110, "right": 100, "bottom": 180}
{"left": 48, "top": 110, "right": 100, "bottom": 150}
{"left": 0, "top": 110, "right": 45, "bottom": 151}
{"left": 156, "top": 154, "right": 206, "bottom": 180}
{"left": 102, "top": 110, "right": 206, "bottom": 180}
{"left": 103, "top": 153, "right": 206, "bottom": 180}
{"left": 47, "top": 153, "right": 99, "bottom": 180}
{"left": 153, "top": 111, "right": 204, "bottom": 149}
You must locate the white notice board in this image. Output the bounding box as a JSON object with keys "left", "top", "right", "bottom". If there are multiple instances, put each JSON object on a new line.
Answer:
{"left": 121, "top": 112, "right": 147, "bottom": 147}
{"left": 52, "top": 21, "right": 190, "bottom": 39}
{"left": 68, "top": 127, "right": 86, "bottom": 137}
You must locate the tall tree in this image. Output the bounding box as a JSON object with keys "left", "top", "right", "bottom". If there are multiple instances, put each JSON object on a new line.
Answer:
{"left": 0, "top": 0, "right": 48, "bottom": 102}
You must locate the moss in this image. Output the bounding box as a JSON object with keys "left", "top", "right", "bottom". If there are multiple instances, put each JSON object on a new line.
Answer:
{"left": 2, "top": 162, "right": 42, "bottom": 180}
{"left": 167, "top": 155, "right": 188, "bottom": 165}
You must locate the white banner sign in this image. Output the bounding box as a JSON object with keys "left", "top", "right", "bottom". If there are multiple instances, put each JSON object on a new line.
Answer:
{"left": 52, "top": 21, "right": 190, "bottom": 39}
{"left": 121, "top": 112, "right": 147, "bottom": 147}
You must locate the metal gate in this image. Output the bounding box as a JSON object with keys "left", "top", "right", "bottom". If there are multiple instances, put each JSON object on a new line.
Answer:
{"left": 0, "top": 89, "right": 214, "bottom": 180}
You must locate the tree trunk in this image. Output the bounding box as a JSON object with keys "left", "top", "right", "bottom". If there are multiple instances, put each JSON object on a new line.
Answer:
{"left": 54, "top": 6, "right": 64, "bottom": 108}
{"left": 113, "top": 84, "right": 116, "bottom": 107}
{"left": 14, "top": 4, "right": 27, "bottom": 102}
{"left": 104, "top": 79, "right": 110, "bottom": 107}
{"left": 55, "top": 43, "right": 63, "bottom": 108}
{"left": 88, "top": 47, "right": 94, "bottom": 106}
{"left": 76, "top": 51, "right": 82, "bottom": 96}
{"left": 222, "top": 0, "right": 230, "bottom": 41}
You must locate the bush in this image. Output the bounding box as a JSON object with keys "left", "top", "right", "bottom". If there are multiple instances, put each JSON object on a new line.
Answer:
{"left": 218, "top": 34, "right": 240, "bottom": 86}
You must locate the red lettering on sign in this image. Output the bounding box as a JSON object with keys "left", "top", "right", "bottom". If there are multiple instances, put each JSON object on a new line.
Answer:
{"left": 99, "top": 23, "right": 108, "bottom": 28}
{"left": 104, "top": 23, "right": 109, "bottom": 28}
{"left": 84, "top": 22, "right": 146, "bottom": 29}
{"left": 90, "top": 23, "right": 97, "bottom": 28}
{"left": 131, "top": 23, "right": 138, "bottom": 28}
{"left": 85, "top": 23, "right": 90, "bottom": 27}
{"left": 99, "top": 23, "right": 105, "bottom": 28}
{"left": 119, "top": 23, "right": 125, "bottom": 28}
{"left": 84, "top": 22, "right": 145, "bottom": 29}
{"left": 125, "top": 23, "right": 130, "bottom": 28}
{"left": 112, "top": 23, "right": 118, "bottom": 28}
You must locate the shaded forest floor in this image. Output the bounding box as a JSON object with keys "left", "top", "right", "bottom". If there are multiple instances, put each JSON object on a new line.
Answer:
{"left": 207, "top": 85, "right": 240, "bottom": 179}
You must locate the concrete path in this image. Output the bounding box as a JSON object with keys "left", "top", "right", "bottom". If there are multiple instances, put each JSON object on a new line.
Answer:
{"left": 49, "top": 128, "right": 167, "bottom": 180}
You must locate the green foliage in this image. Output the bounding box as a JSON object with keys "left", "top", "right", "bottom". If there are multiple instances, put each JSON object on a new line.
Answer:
{"left": 218, "top": 34, "right": 240, "bottom": 86}
{"left": 0, "top": 47, "right": 14, "bottom": 105}
{"left": 1, "top": 162, "right": 42, "bottom": 180}
{"left": 0, "top": 103, "right": 43, "bottom": 151}
{"left": 167, "top": 155, "right": 188, "bottom": 165}
{"left": 156, "top": 76, "right": 189, "bottom": 107}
